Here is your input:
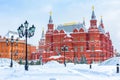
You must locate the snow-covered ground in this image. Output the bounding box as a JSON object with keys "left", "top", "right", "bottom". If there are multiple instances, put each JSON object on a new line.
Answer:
{"left": 0, "top": 58, "right": 19, "bottom": 67}
{"left": 0, "top": 57, "right": 120, "bottom": 80}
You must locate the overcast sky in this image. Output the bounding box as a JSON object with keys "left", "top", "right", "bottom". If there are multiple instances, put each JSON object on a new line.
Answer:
{"left": 0, "top": 0, "right": 120, "bottom": 52}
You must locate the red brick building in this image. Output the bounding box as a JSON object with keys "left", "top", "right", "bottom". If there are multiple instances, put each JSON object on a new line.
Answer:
{"left": 0, "top": 35, "right": 36, "bottom": 61}
{"left": 38, "top": 7, "right": 114, "bottom": 64}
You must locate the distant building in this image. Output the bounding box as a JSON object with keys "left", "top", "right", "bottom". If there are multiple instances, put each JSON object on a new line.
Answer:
{"left": 38, "top": 6, "right": 114, "bottom": 64}
{"left": 0, "top": 35, "right": 36, "bottom": 61}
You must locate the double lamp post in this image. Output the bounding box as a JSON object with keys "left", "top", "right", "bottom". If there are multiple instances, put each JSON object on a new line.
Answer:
{"left": 6, "top": 36, "right": 18, "bottom": 67}
{"left": 17, "top": 21, "right": 35, "bottom": 71}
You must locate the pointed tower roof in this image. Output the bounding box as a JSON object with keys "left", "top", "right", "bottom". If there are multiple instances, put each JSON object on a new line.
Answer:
{"left": 41, "top": 27, "right": 45, "bottom": 39}
{"left": 100, "top": 16, "right": 103, "bottom": 24}
{"left": 100, "top": 16, "right": 104, "bottom": 28}
{"left": 49, "top": 11, "right": 53, "bottom": 24}
{"left": 91, "top": 6, "right": 96, "bottom": 20}
{"left": 98, "top": 16, "right": 105, "bottom": 33}
{"left": 83, "top": 17, "right": 85, "bottom": 26}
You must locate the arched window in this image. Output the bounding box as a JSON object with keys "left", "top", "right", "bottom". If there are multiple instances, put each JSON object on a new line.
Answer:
{"left": 74, "top": 46, "right": 78, "bottom": 52}
{"left": 80, "top": 37, "right": 84, "bottom": 41}
{"left": 56, "top": 47, "right": 60, "bottom": 55}
{"left": 74, "top": 38, "right": 78, "bottom": 41}
{"left": 90, "top": 37, "right": 94, "bottom": 41}
{"left": 56, "top": 47, "right": 58, "bottom": 52}
{"left": 47, "top": 48, "right": 50, "bottom": 52}
{"left": 91, "top": 46, "right": 94, "bottom": 52}
{"left": 80, "top": 46, "right": 84, "bottom": 52}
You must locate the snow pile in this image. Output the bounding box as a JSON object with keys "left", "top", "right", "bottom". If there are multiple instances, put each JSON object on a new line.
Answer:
{"left": 46, "top": 60, "right": 60, "bottom": 65}
{"left": 99, "top": 57, "right": 120, "bottom": 66}
{"left": 45, "top": 61, "right": 60, "bottom": 66}
{"left": 44, "top": 60, "right": 62, "bottom": 67}
{"left": 0, "top": 58, "right": 19, "bottom": 67}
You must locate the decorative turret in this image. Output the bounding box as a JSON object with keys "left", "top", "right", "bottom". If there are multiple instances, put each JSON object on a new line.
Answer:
{"left": 49, "top": 11, "right": 53, "bottom": 24}
{"left": 91, "top": 6, "right": 96, "bottom": 20}
{"left": 39, "top": 27, "right": 45, "bottom": 46}
{"left": 100, "top": 16, "right": 104, "bottom": 28}
{"left": 98, "top": 16, "right": 105, "bottom": 33}
{"left": 46, "top": 11, "right": 54, "bottom": 51}
{"left": 90, "top": 6, "right": 97, "bottom": 28}
{"left": 41, "top": 27, "right": 45, "bottom": 39}
{"left": 48, "top": 11, "right": 54, "bottom": 32}
{"left": 83, "top": 17, "right": 85, "bottom": 26}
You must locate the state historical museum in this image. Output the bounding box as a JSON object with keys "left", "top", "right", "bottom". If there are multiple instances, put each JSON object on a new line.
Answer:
{"left": 39, "top": 7, "right": 114, "bottom": 64}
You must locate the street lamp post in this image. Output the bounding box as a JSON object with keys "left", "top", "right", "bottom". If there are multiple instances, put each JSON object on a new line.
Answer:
{"left": 90, "top": 60, "right": 92, "bottom": 69}
{"left": 6, "top": 36, "right": 18, "bottom": 67}
{"left": 63, "top": 45, "right": 67, "bottom": 67}
{"left": 17, "top": 21, "right": 35, "bottom": 71}
{"left": 90, "top": 54, "right": 94, "bottom": 69}
{"left": 74, "top": 47, "right": 77, "bottom": 65}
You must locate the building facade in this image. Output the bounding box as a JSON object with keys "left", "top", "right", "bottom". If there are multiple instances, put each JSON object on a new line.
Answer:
{"left": 0, "top": 35, "right": 36, "bottom": 61}
{"left": 38, "top": 7, "right": 114, "bottom": 64}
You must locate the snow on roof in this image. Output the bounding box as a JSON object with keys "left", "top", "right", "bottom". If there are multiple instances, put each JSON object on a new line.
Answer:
{"left": 66, "top": 32, "right": 71, "bottom": 37}
{"left": 86, "top": 50, "right": 102, "bottom": 52}
{"left": 99, "top": 57, "right": 120, "bottom": 66}
{"left": 49, "top": 55, "right": 63, "bottom": 59}
{"left": 95, "top": 50, "right": 102, "bottom": 52}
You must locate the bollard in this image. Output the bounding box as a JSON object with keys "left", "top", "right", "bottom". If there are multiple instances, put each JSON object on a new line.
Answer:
{"left": 116, "top": 64, "right": 119, "bottom": 73}
{"left": 90, "top": 64, "right": 92, "bottom": 69}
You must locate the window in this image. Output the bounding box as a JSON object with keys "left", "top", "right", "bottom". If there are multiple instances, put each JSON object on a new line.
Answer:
{"left": 74, "top": 38, "right": 77, "bottom": 41}
{"left": 90, "top": 54, "right": 95, "bottom": 58}
{"left": 91, "top": 46, "right": 94, "bottom": 51}
{"left": 80, "top": 37, "right": 84, "bottom": 41}
{"left": 47, "top": 48, "right": 50, "bottom": 52}
{"left": 56, "top": 38, "right": 59, "bottom": 42}
{"left": 74, "top": 46, "right": 77, "bottom": 52}
{"left": 46, "top": 39, "right": 50, "bottom": 43}
{"left": 90, "top": 37, "right": 94, "bottom": 41}
{"left": 61, "top": 38, "right": 63, "bottom": 42}
{"left": 56, "top": 47, "right": 58, "bottom": 52}
{"left": 80, "top": 46, "right": 84, "bottom": 52}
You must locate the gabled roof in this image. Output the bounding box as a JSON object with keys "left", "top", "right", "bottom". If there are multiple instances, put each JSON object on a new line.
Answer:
{"left": 53, "top": 30, "right": 59, "bottom": 33}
